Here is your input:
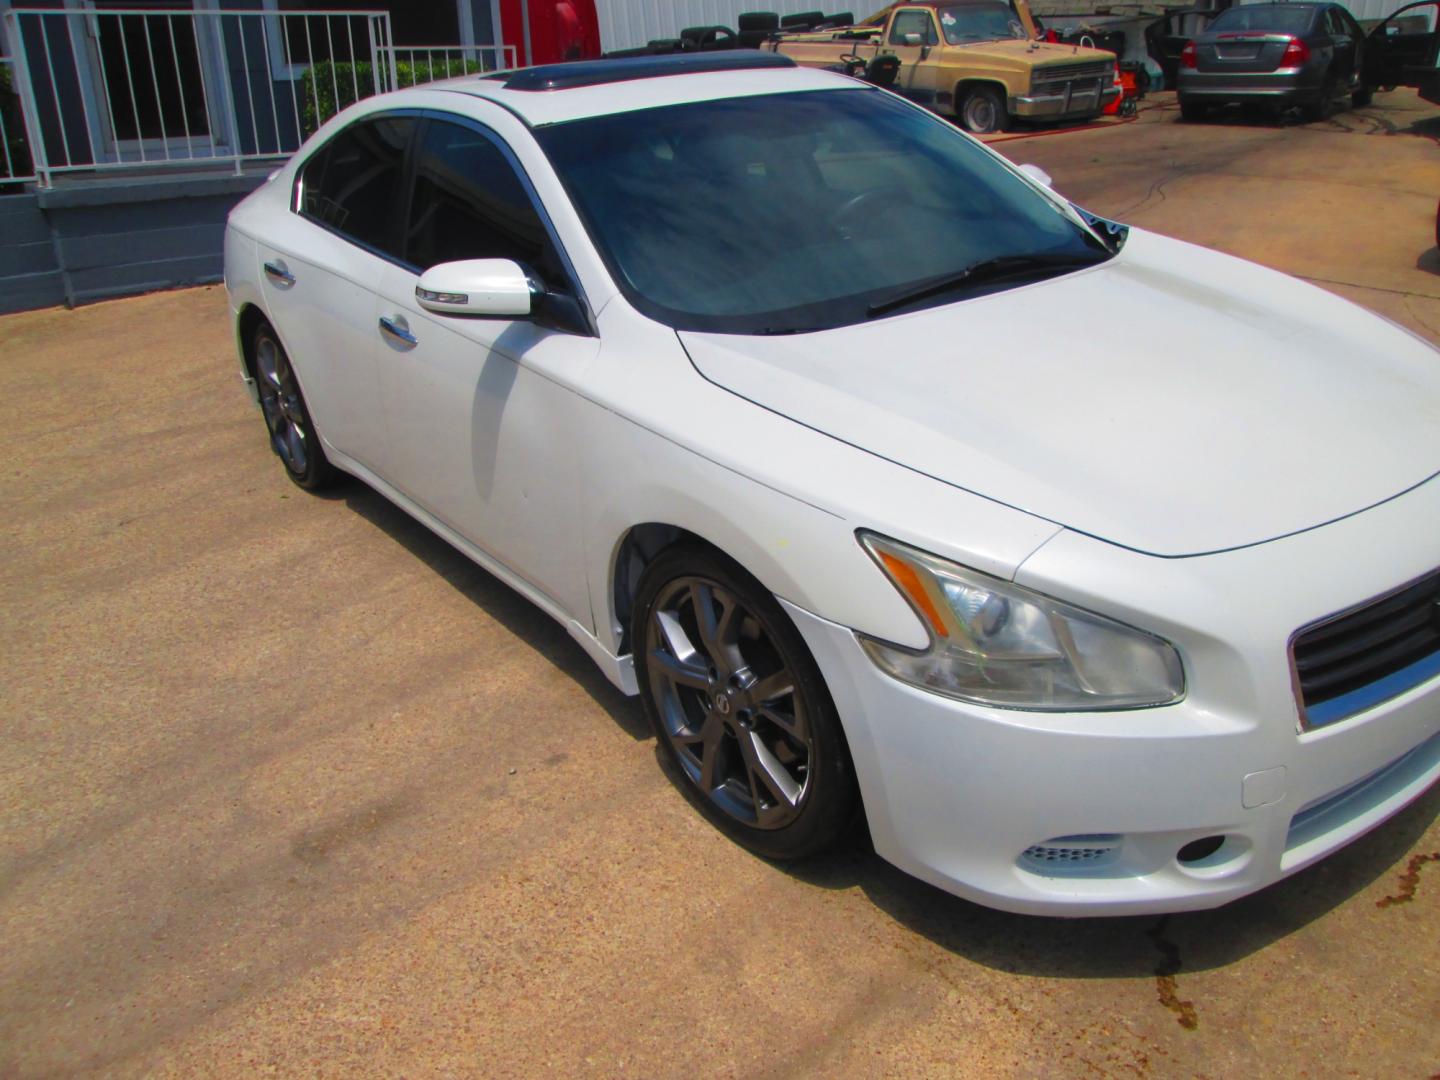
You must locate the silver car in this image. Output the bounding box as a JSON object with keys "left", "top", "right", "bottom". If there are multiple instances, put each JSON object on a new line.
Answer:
{"left": 1177, "top": 1, "right": 1371, "bottom": 121}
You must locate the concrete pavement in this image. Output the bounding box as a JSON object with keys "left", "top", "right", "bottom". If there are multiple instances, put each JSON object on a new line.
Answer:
{"left": 2, "top": 91, "right": 1438, "bottom": 1078}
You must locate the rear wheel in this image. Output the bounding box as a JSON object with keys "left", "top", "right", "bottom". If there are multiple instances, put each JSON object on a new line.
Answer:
{"left": 251, "top": 322, "right": 338, "bottom": 491}
{"left": 1303, "top": 70, "right": 1338, "bottom": 121}
{"left": 633, "top": 545, "right": 858, "bottom": 861}
{"left": 958, "top": 85, "right": 1009, "bottom": 134}
{"left": 1178, "top": 97, "right": 1208, "bottom": 122}
{"left": 1351, "top": 84, "right": 1373, "bottom": 107}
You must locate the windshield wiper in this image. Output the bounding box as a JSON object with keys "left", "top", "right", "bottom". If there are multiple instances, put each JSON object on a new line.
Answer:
{"left": 865, "top": 252, "right": 1106, "bottom": 318}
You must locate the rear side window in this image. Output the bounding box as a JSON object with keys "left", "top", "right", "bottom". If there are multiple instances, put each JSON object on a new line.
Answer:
{"left": 298, "top": 116, "right": 415, "bottom": 257}
{"left": 403, "top": 119, "right": 562, "bottom": 284}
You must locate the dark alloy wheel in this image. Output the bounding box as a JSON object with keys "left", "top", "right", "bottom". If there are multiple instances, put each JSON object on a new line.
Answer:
{"left": 252, "top": 323, "right": 338, "bottom": 491}
{"left": 634, "top": 546, "right": 857, "bottom": 860}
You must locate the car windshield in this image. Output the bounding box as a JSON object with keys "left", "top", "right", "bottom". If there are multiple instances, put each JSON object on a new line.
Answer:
{"left": 535, "top": 89, "right": 1107, "bottom": 334}
{"left": 1207, "top": 6, "right": 1317, "bottom": 33}
{"left": 938, "top": 3, "right": 1028, "bottom": 43}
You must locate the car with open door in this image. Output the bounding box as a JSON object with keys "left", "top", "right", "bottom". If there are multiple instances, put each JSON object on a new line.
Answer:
{"left": 1364, "top": 0, "right": 1440, "bottom": 103}
{"left": 1177, "top": 1, "right": 1372, "bottom": 121}
{"left": 226, "top": 51, "right": 1440, "bottom": 917}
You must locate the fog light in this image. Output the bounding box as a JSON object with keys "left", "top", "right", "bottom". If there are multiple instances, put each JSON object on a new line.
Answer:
{"left": 1177, "top": 836, "right": 1226, "bottom": 864}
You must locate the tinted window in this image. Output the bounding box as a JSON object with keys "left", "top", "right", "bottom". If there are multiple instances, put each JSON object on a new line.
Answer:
{"left": 404, "top": 120, "right": 559, "bottom": 283}
{"left": 1207, "top": 6, "right": 1317, "bottom": 33}
{"left": 890, "top": 9, "right": 940, "bottom": 43}
{"left": 537, "top": 89, "right": 1108, "bottom": 334}
{"left": 298, "top": 116, "right": 414, "bottom": 256}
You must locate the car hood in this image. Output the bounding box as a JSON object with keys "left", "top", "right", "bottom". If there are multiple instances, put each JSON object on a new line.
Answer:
{"left": 964, "top": 39, "right": 1116, "bottom": 66}
{"left": 678, "top": 229, "right": 1440, "bottom": 557}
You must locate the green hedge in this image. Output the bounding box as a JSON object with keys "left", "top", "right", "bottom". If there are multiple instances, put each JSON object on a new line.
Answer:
{"left": 300, "top": 59, "right": 485, "bottom": 135}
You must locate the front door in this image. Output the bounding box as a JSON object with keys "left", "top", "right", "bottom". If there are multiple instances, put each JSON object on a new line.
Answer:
{"left": 372, "top": 115, "right": 597, "bottom": 617}
{"left": 886, "top": 8, "right": 943, "bottom": 108}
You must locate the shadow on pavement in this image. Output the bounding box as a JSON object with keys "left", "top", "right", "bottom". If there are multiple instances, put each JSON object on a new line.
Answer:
{"left": 335, "top": 479, "right": 650, "bottom": 742}
{"left": 332, "top": 476, "right": 1440, "bottom": 982}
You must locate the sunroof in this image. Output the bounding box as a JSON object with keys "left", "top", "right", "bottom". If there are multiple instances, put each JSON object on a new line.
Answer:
{"left": 493, "top": 50, "right": 797, "bottom": 92}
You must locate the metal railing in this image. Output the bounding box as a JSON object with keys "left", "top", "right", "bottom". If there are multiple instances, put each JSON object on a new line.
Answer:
{"left": 2, "top": 7, "right": 394, "bottom": 187}
{"left": 373, "top": 43, "right": 519, "bottom": 90}
{"left": 0, "top": 55, "right": 36, "bottom": 186}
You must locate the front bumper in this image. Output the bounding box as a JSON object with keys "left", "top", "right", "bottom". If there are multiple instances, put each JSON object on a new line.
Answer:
{"left": 1012, "top": 83, "right": 1120, "bottom": 119}
{"left": 786, "top": 479, "right": 1440, "bottom": 917}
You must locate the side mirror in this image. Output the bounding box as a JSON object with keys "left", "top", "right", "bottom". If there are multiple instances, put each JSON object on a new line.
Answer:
{"left": 902, "top": 31, "right": 924, "bottom": 45}
{"left": 1017, "top": 163, "right": 1054, "bottom": 188}
{"left": 415, "top": 258, "right": 538, "bottom": 318}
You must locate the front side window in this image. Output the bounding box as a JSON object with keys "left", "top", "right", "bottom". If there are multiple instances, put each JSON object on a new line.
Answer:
{"left": 889, "top": 9, "right": 940, "bottom": 44}
{"left": 403, "top": 119, "right": 563, "bottom": 285}
{"left": 297, "top": 115, "right": 415, "bottom": 257}
{"left": 536, "top": 88, "right": 1108, "bottom": 335}
{"left": 938, "top": 4, "right": 1027, "bottom": 43}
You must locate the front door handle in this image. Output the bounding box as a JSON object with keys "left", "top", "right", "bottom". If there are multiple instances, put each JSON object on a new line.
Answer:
{"left": 378, "top": 314, "right": 417, "bottom": 346}
{"left": 263, "top": 260, "right": 295, "bottom": 286}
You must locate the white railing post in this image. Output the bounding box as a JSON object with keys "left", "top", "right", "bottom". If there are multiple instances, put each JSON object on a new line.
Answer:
{"left": 381, "top": 12, "right": 398, "bottom": 92}
{"left": 4, "top": 10, "right": 50, "bottom": 185}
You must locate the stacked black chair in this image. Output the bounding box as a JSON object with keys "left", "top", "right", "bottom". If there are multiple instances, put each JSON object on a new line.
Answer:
{"left": 680, "top": 25, "right": 739, "bottom": 50}
{"left": 737, "top": 11, "right": 780, "bottom": 48}
{"left": 780, "top": 11, "right": 826, "bottom": 30}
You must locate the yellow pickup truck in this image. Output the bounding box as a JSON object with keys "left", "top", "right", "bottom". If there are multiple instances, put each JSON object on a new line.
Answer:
{"left": 769, "top": 1, "right": 1121, "bottom": 133}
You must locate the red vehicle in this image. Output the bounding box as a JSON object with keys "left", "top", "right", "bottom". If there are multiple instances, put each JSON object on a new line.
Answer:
{"left": 496, "top": 0, "right": 602, "bottom": 66}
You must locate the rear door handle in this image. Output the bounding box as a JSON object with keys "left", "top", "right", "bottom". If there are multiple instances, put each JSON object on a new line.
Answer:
{"left": 263, "top": 260, "right": 295, "bottom": 286}
{"left": 378, "top": 314, "right": 417, "bottom": 346}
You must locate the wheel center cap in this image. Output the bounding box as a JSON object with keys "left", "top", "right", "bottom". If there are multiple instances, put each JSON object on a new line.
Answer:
{"left": 715, "top": 694, "right": 732, "bottom": 716}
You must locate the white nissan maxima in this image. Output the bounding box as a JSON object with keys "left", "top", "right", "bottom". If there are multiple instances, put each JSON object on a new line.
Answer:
{"left": 224, "top": 51, "right": 1440, "bottom": 916}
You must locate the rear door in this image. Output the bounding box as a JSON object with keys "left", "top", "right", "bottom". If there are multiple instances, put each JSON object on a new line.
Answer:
{"left": 1324, "top": 8, "right": 1357, "bottom": 85}
{"left": 259, "top": 114, "right": 417, "bottom": 473}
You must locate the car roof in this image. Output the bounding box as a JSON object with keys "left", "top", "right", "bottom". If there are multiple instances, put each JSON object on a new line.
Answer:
{"left": 422, "top": 55, "right": 862, "bottom": 127}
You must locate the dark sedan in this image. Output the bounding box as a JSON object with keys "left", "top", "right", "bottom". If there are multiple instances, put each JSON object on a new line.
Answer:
{"left": 1177, "top": 2, "right": 1372, "bottom": 120}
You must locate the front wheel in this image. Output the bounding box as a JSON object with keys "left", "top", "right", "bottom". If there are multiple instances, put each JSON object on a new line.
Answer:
{"left": 958, "top": 85, "right": 1009, "bottom": 134}
{"left": 1351, "top": 84, "right": 1373, "bottom": 107}
{"left": 633, "top": 545, "right": 858, "bottom": 861}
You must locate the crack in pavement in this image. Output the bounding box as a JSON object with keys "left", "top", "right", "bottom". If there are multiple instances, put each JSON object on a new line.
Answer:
{"left": 1376, "top": 851, "right": 1440, "bottom": 909}
{"left": 1146, "top": 916, "right": 1198, "bottom": 1030}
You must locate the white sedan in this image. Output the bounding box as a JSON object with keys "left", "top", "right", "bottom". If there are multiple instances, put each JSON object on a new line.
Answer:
{"left": 224, "top": 51, "right": 1440, "bottom": 916}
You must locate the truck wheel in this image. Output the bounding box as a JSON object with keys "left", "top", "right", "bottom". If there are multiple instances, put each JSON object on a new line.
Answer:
{"left": 959, "top": 85, "right": 1008, "bottom": 134}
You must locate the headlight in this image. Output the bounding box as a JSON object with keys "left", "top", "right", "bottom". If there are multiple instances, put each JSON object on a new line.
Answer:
{"left": 858, "top": 533, "right": 1184, "bottom": 711}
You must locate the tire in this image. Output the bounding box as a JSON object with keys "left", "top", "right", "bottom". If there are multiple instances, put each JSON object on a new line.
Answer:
{"left": 1303, "top": 71, "right": 1337, "bottom": 121}
{"left": 958, "top": 84, "right": 1009, "bottom": 134}
{"left": 1178, "top": 97, "right": 1208, "bottom": 122}
{"left": 1351, "top": 84, "right": 1373, "bottom": 107}
{"left": 632, "top": 544, "right": 859, "bottom": 861}
{"left": 250, "top": 321, "right": 339, "bottom": 491}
